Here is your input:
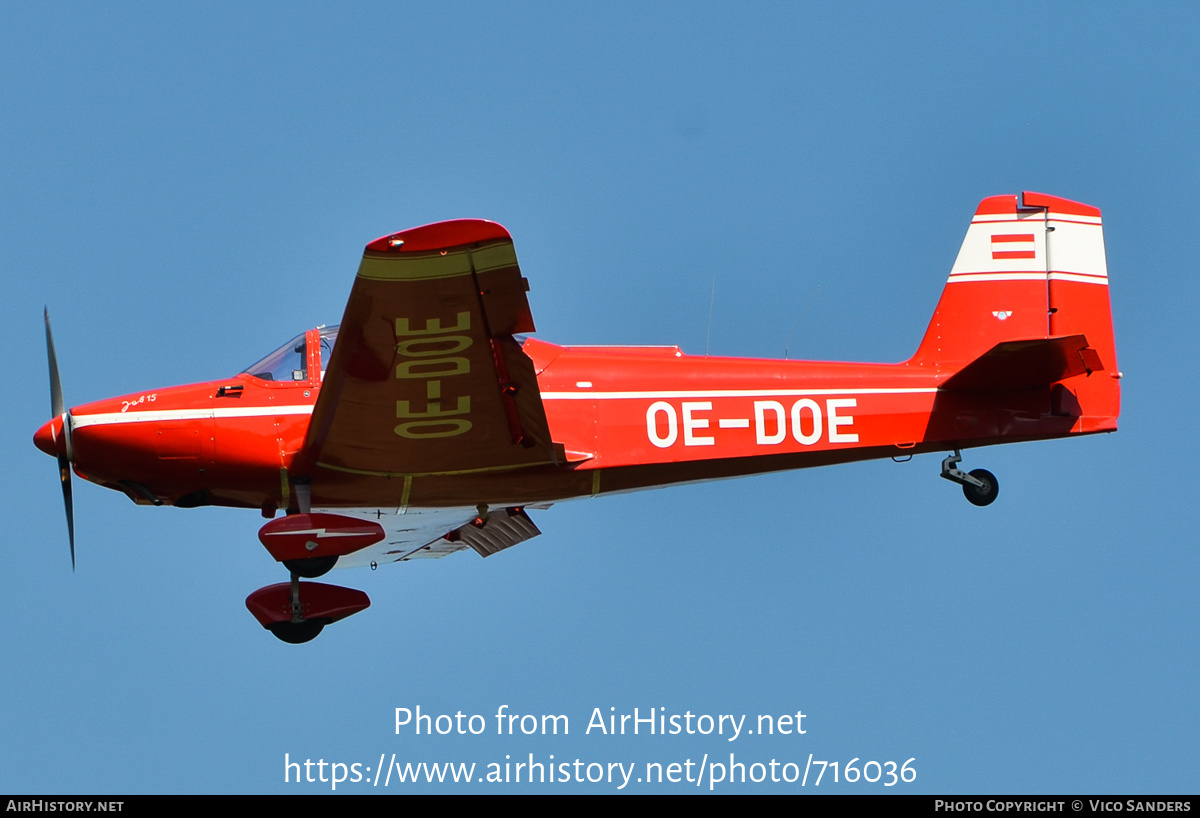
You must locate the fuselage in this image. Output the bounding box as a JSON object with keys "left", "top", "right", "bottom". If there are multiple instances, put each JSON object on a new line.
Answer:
{"left": 34, "top": 332, "right": 1106, "bottom": 515}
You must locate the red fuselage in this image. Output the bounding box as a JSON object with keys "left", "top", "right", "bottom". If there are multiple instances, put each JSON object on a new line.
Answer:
{"left": 34, "top": 334, "right": 1115, "bottom": 513}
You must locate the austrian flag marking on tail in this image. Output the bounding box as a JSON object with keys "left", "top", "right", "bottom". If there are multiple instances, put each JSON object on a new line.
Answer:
{"left": 991, "top": 233, "right": 1036, "bottom": 260}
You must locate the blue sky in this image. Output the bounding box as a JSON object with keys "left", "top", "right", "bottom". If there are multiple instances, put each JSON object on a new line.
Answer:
{"left": 3, "top": 3, "right": 1197, "bottom": 793}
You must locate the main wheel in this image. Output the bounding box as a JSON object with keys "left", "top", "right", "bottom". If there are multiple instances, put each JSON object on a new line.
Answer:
{"left": 962, "top": 468, "right": 998, "bottom": 507}
{"left": 283, "top": 555, "right": 338, "bottom": 578}
{"left": 266, "top": 618, "right": 329, "bottom": 644}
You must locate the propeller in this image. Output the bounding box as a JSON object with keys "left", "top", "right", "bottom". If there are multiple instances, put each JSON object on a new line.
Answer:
{"left": 44, "top": 308, "right": 76, "bottom": 570}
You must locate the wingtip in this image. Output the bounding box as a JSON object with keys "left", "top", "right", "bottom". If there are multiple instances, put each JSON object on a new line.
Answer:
{"left": 364, "top": 219, "right": 512, "bottom": 254}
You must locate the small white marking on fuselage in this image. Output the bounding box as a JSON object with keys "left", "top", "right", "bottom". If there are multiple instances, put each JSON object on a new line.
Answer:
{"left": 120, "top": 393, "right": 157, "bottom": 413}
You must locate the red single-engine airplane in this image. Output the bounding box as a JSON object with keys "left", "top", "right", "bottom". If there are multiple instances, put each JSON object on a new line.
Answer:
{"left": 35, "top": 191, "right": 1120, "bottom": 643}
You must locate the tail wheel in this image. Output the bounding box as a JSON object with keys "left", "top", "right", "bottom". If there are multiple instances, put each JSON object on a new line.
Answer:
{"left": 962, "top": 468, "right": 998, "bottom": 507}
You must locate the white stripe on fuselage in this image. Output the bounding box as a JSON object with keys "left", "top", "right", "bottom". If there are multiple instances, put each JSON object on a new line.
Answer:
{"left": 74, "top": 388, "right": 946, "bottom": 424}
{"left": 71, "top": 405, "right": 314, "bottom": 429}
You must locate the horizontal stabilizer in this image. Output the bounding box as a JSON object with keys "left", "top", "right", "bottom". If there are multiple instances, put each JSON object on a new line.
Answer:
{"left": 940, "top": 334, "right": 1104, "bottom": 392}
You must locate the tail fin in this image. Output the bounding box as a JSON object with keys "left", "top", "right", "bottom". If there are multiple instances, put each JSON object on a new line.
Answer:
{"left": 911, "top": 192, "right": 1119, "bottom": 432}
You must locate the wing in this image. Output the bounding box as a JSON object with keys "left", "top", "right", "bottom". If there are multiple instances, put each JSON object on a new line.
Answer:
{"left": 304, "top": 220, "right": 558, "bottom": 477}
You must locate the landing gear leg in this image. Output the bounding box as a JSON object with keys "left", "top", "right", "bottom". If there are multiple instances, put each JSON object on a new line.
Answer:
{"left": 940, "top": 449, "right": 999, "bottom": 507}
{"left": 265, "top": 572, "right": 327, "bottom": 644}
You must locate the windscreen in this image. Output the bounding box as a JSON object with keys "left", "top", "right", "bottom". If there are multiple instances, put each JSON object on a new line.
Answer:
{"left": 243, "top": 333, "right": 308, "bottom": 382}
{"left": 318, "top": 325, "right": 339, "bottom": 378}
{"left": 243, "top": 326, "right": 340, "bottom": 382}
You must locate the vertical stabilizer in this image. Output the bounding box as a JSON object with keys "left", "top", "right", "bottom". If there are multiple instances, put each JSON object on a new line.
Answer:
{"left": 910, "top": 192, "right": 1119, "bottom": 432}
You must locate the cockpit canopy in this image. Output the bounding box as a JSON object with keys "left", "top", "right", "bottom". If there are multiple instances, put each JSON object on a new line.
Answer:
{"left": 243, "top": 326, "right": 339, "bottom": 382}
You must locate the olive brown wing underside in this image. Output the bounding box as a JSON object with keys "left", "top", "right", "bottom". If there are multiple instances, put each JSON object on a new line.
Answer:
{"left": 304, "top": 219, "right": 558, "bottom": 477}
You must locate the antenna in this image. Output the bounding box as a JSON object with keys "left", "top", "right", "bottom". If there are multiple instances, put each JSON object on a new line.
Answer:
{"left": 705, "top": 276, "right": 716, "bottom": 357}
{"left": 784, "top": 285, "right": 821, "bottom": 360}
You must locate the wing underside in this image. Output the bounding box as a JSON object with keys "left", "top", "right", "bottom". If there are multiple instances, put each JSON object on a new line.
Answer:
{"left": 324, "top": 504, "right": 546, "bottom": 567}
{"left": 304, "top": 220, "right": 559, "bottom": 479}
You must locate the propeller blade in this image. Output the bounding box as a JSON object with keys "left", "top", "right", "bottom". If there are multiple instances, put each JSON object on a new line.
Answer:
{"left": 45, "top": 308, "right": 63, "bottom": 418}
{"left": 59, "top": 454, "right": 75, "bottom": 570}
{"left": 44, "top": 308, "right": 76, "bottom": 571}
